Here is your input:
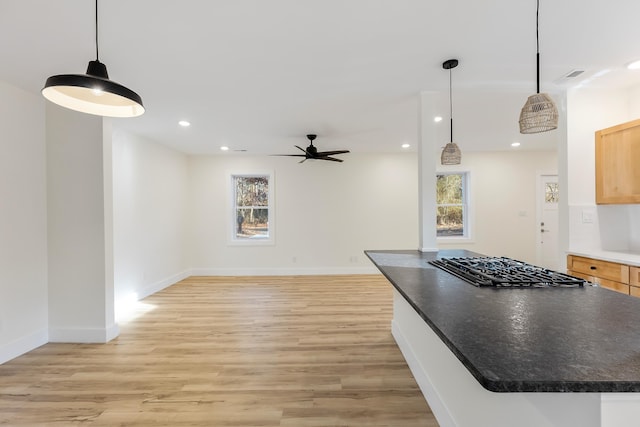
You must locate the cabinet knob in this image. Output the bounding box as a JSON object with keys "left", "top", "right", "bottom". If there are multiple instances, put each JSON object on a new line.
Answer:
{"left": 590, "top": 266, "right": 597, "bottom": 270}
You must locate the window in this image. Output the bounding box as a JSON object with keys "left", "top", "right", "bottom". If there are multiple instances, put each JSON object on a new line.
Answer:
{"left": 545, "top": 181, "right": 559, "bottom": 203}
{"left": 436, "top": 172, "right": 468, "bottom": 238}
{"left": 231, "top": 174, "right": 273, "bottom": 243}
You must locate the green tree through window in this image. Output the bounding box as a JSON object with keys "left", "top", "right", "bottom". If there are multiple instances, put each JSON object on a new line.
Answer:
{"left": 234, "top": 175, "right": 270, "bottom": 239}
{"left": 436, "top": 173, "right": 467, "bottom": 237}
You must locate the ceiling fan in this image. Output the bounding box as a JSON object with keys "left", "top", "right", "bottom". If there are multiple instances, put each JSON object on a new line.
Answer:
{"left": 275, "top": 134, "right": 350, "bottom": 163}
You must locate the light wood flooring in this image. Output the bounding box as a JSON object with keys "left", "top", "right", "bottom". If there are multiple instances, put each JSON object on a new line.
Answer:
{"left": 0, "top": 275, "right": 438, "bottom": 426}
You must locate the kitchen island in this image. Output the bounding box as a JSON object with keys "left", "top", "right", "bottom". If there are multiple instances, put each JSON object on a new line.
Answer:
{"left": 365, "top": 249, "right": 640, "bottom": 427}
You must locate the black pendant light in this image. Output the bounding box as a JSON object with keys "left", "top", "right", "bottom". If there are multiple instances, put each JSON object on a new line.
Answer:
{"left": 441, "top": 59, "right": 461, "bottom": 165}
{"left": 519, "top": 0, "right": 557, "bottom": 134}
{"left": 42, "top": 0, "right": 144, "bottom": 118}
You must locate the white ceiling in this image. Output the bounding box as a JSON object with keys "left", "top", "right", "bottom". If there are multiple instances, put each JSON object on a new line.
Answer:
{"left": 2, "top": 0, "right": 640, "bottom": 155}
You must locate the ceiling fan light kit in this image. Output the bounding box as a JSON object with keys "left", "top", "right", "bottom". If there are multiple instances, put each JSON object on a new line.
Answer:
{"left": 519, "top": 0, "right": 558, "bottom": 134}
{"left": 42, "top": 0, "right": 144, "bottom": 117}
{"left": 441, "top": 58, "right": 461, "bottom": 165}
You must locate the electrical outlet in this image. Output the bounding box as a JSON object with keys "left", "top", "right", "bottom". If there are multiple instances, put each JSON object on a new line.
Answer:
{"left": 292, "top": 256, "right": 297, "bottom": 263}
{"left": 582, "top": 210, "right": 594, "bottom": 224}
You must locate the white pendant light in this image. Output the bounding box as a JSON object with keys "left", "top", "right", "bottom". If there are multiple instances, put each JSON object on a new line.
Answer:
{"left": 441, "top": 59, "right": 461, "bottom": 165}
{"left": 519, "top": 0, "right": 557, "bottom": 134}
{"left": 42, "top": 0, "right": 144, "bottom": 118}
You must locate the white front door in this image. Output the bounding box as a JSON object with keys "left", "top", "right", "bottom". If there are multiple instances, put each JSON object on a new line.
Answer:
{"left": 536, "top": 174, "right": 559, "bottom": 270}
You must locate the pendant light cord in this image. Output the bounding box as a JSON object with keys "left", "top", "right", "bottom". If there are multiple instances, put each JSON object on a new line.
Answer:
{"left": 95, "top": 0, "right": 99, "bottom": 61}
{"left": 449, "top": 67, "right": 453, "bottom": 143}
{"left": 532, "top": 0, "right": 540, "bottom": 93}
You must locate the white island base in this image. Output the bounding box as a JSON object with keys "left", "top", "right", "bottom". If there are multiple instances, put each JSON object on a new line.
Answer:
{"left": 391, "top": 289, "right": 640, "bottom": 427}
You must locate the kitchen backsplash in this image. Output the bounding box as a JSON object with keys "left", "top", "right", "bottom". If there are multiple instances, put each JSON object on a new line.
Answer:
{"left": 569, "top": 204, "right": 640, "bottom": 255}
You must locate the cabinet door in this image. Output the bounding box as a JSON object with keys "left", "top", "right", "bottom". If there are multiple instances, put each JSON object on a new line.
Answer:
{"left": 567, "top": 270, "right": 593, "bottom": 283}
{"left": 568, "top": 269, "right": 629, "bottom": 295}
{"left": 595, "top": 279, "right": 630, "bottom": 295}
{"left": 631, "top": 267, "right": 640, "bottom": 297}
{"left": 595, "top": 118, "right": 640, "bottom": 204}
{"left": 631, "top": 267, "right": 640, "bottom": 287}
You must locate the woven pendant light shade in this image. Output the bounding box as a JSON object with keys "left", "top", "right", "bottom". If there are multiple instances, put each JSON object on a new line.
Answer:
{"left": 441, "top": 142, "right": 461, "bottom": 165}
{"left": 441, "top": 59, "right": 461, "bottom": 165}
{"left": 519, "top": 0, "right": 557, "bottom": 134}
{"left": 519, "top": 93, "right": 558, "bottom": 134}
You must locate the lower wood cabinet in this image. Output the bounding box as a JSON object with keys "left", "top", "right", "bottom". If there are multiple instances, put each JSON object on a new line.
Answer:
{"left": 631, "top": 267, "right": 640, "bottom": 297}
{"left": 567, "top": 255, "right": 631, "bottom": 296}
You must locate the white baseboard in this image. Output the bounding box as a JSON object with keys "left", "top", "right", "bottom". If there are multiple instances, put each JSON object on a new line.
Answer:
{"left": 0, "top": 328, "right": 48, "bottom": 365}
{"left": 188, "top": 266, "right": 380, "bottom": 276}
{"left": 2, "top": 268, "right": 379, "bottom": 364}
{"left": 138, "top": 270, "right": 191, "bottom": 299}
{"left": 49, "top": 322, "right": 119, "bottom": 343}
{"left": 419, "top": 247, "right": 439, "bottom": 253}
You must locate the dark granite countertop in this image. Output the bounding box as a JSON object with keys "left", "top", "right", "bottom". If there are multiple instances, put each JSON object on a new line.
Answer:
{"left": 365, "top": 249, "right": 640, "bottom": 393}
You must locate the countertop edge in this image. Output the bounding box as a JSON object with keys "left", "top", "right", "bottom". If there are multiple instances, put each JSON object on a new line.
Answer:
{"left": 567, "top": 250, "right": 640, "bottom": 267}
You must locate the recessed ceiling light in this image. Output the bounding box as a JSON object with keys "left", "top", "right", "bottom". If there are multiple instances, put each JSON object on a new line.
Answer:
{"left": 220, "top": 146, "right": 229, "bottom": 151}
{"left": 434, "top": 116, "right": 443, "bottom": 123}
{"left": 511, "top": 142, "right": 521, "bottom": 147}
{"left": 627, "top": 60, "right": 640, "bottom": 70}
{"left": 401, "top": 143, "right": 411, "bottom": 149}
{"left": 178, "top": 120, "right": 191, "bottom": 127}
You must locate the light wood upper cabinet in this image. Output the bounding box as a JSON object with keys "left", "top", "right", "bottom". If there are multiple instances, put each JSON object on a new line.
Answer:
{"left": 595, "top": 118, "right": 640, "bottom": 204}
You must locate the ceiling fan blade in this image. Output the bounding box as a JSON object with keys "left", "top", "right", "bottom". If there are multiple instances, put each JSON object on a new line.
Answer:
{"left": 271, "top": 154, "right": 307, "bottom": 157}
{"left": 316, "top": 150, "right": 350, "bottom": 156}
{"left": 275, "top": 136, "right": 347, "bottom": 163}
{"left": 318, "top": 156, "right": 344, "bottom": 162}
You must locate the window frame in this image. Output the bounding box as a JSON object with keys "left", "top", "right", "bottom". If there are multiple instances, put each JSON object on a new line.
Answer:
{"left": 436, "top": 171, "right": 472, "bottom": 242}
{"left": 228, "top": 172, "right": 275, "bottom": 246}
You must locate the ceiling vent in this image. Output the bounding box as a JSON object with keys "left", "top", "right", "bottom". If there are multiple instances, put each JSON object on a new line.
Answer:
{"left": 565, "top": 69, "right": 585, "bottom": 78}
{"left": 554, "top": 69, "right": 585, "bottom": 84}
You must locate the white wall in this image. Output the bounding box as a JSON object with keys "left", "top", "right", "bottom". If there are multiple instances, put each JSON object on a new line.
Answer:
{"left": 566, "top": 84, "right": 640, "bottom": 254}
{"left": 0, "top": 79, "right": 560, "bottom": 362}
{"left": 112, "top": 130, "right": 190, "bottom": 308}
{"left": 188, "top": 150, "right": 557, "bottom": 273}
{"left": 0, "top": 81, "right": 48, "bottom": 363}
{"left": 188, "top": 153, "right": 419, "bottom": 274}
{"left": 437, "top": 150, "right": 558, "bottom": 264}
{"left": 46, "top": 104, "right": 117, "bottom": 343}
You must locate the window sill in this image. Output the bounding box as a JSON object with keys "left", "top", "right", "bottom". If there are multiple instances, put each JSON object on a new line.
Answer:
{"left": 437, "top": 236, "right": 475, "bottom": 244}
{"left": 228, "top": 238, "right": 275, "bottom": 246}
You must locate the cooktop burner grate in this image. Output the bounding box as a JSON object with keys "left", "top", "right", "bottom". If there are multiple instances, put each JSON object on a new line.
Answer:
{"left": 429, "top": 257, "right": 586, "bottom": 288}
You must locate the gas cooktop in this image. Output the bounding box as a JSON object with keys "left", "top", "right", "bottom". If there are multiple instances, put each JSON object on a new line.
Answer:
{"left": 429, "top": 256, "right": 586, "bottom": 288}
